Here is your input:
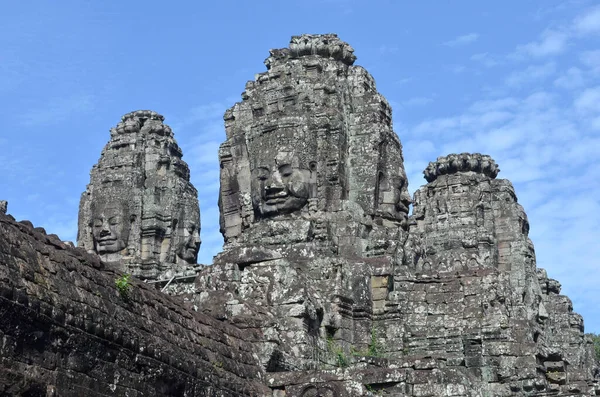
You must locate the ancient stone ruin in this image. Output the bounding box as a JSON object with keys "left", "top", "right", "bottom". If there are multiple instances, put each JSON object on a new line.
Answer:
{"left": 77, "top": 110, "right": 201, "bottom": 281}
{"left": 1, "top": 34, "right": 598, "bottom": 396}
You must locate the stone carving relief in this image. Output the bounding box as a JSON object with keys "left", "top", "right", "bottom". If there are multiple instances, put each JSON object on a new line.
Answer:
{"left": 376, "top": 172, "right": 411, "bottom": 224}
{"left": 78, "top": 110, "right": 200, "bottom": 279}
{"left": 265, "top": 33, "right": 357, "bottom": 70}
{"left": 90, "top": 198, "right": 133, "bottom": 255}
{"left": 175, "top": 220, "right": 201, "bottom": 264}
{"left": 251, "top": 152, "right": 316, "bottom": 219}
{"left": 218, "top": 35, "right": 411, "bottom": 256}
{"left": 424, "top": 153, "right": 499, "bottom": 182}
{"left": 402, "top": 226, "right": 426, "bottom": 271}
{"left": 191, "top": 36, "right": 600, "bottom": 395}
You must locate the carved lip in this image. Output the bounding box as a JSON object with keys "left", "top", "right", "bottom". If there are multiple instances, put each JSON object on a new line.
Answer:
{"left": 96, "top": 237, "right": 118, "bottom": 245}
{"left": 184, "top": 241, "right": 200, "bottom": 251}
{"left": 396, "top": 202, "right": 409, "bottom": 214}
{"left": 265, "top": 192, "right": 289, "bottom": 205}
{"left": 183, "top": 248, "right": 198, "bottom": 257}
{"left": 265, "top": 198, "right": 288, "bottom": 205}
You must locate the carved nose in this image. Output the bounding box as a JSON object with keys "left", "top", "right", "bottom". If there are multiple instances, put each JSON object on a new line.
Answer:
{"left": 266, "top": 170, "right": 284, "bottom": 188}
{"left": 401, "top": 191, "right": 412, "bottom": 205}
{"left": 99, "top": 229, "right": 111, "bottom": 237}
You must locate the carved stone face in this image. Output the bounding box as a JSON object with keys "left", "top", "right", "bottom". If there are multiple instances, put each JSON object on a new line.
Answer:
{"left": 91, "top": 202, "right": 130, "bottom": 254}
{"left": 251, "top": 154, "right": 312, "bottom": 218}
{"left": 176, "top": 222, "right": 200, "bottom": 263}
{"left": 378, "top": 173, "right": 411, "bottom": 222}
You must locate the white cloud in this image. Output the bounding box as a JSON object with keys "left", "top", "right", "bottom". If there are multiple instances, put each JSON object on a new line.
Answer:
{"left": 468, "top": 97, "right": 519, "bottom": 113}
{"left": 580, "top": 49, "right": 600, "bottom": 71}
{"left": 450, "top": 64, "right": 466, "bottom": 74}
{"left": 515, "top": 30, "right": 568, "bottom": 58}
{"left": 396, "top": 77, "right": 412, "bottom": 85}
{"left": 574, "top": 86, "right": 600, "bottom": 113}
{"left": 412, "top": 117, "right": 460, "bottom": 136}
{"left": 512, "top": 5, "right": 600, "bottom": 63}
{"left": 573, "top": 5, "right": 600, "bottom": 35}
{"left": 532, "top": 0, "right": 589, "bottom": 21}
{"left": 403, "top": 140, "right": 436, "bottom": 156}
{"left": 443, "top": 33, "right": 479, "bottom": 47}
{"left": 505, "top": 62, "right": 556, "bottom": 87}
{"left": 554, "top": 67, "right": 586, "bottom": 89}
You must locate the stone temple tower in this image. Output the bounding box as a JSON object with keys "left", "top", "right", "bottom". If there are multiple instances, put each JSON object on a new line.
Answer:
{"left": 218, "top": 33, "right": 410, "bottom": 256}
{"left": 194, "top": 35, "right": 599, "bottom": 395}
{"left": 78, "top": 110, "right": 200, "bottom": 280}
{"left": 198, "top": 33, "right": 413, "bottom": 372}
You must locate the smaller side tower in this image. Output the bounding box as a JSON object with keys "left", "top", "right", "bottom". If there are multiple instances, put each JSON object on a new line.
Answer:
{"left": 77, "top": 110, "right": 201, "bottom": 280}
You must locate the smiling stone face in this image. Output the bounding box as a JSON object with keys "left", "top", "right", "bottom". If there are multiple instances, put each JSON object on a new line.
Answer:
{"left": 91, "top": 201, "right": 130, "bottom": 255}
{"left": 176, "top": 221, "right": 201, "bottom": 263}
{"left": 251, "top": 154, "right": 312, "bottom": 218}
{"left": 78, "top": 110, "right": 200, "bottom": 279}
{"left": 217, "top": 35, "right": 412, "bottom": 249}
{"left": 378, "top": 172, "right": 411, "bottom": 224}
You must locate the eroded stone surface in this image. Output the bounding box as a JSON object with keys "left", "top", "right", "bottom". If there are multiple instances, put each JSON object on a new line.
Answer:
{"left": 77, "top": 110, "right": 201, "bottom": 280}
{"left": 195, "top": 35, "right": 600, "bottom": 396}
{"left": 196, "top": 33, "right": 412, "bottom": 374}
{"left": 218, "top": 33, "right": 409, "bottom": 252}
{"left": 0, "top": 211, "right": 268, "bottom": 396}
{"left": 384, "top": 157, "right": 599, "bottom": 395}
{"left": 423, "top": 153, "right": 500, "bottom": 183}
{"left": 2, "top": 34, "right": 598, "bottom": 396}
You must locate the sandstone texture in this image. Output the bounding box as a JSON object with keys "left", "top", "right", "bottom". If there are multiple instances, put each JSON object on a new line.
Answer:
{"left": 77, "top": 110, "right": 201, "bottom": 280}
{"left": 218, "top": 34, "right": 409, "bottom": 249}
{"left": 0, "top": 210, "right": 268, "bottom": 396}
{"left": 197, "top": 32, "right": 410, "bottom": 374}
{"left": 1, "top": 34, "right": 598, "bottom": 396}
{"left": 194, "top": 35, "right": 600, "bottom": 395}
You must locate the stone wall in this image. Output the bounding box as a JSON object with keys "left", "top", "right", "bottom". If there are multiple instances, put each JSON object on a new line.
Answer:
{"left": 0, "top": 211, "right": 268, "bottom": 396}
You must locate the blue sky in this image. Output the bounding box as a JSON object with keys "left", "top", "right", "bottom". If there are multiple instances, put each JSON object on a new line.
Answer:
{"left": 1, "top": 1, "right": 599, "bottom": 332}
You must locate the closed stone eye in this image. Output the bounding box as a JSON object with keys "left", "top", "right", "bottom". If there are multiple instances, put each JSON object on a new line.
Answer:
{"left": 257, "top": 167, "right": 269, "bottom": 181}
{"left": 279, "top": 164, "right": 293, "bottom": 177}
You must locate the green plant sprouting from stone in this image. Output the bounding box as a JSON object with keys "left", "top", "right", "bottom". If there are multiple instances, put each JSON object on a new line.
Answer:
{"left": 350, "top": 326, "right": 385, "bottom": 358}
{"left": 365, "top": 384, "right": 384, "bottom": 395}
{"left": 115, "top": 274, "right": 131, "bottom": 299}
{"left": 368, "top": 326, "right": 384, "bottom": 357}
{"left": 324, "top": 326, "right": 385, "bottom": 369}
{"left": 326, "top": 335, "right": 349, "bottom": 368}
